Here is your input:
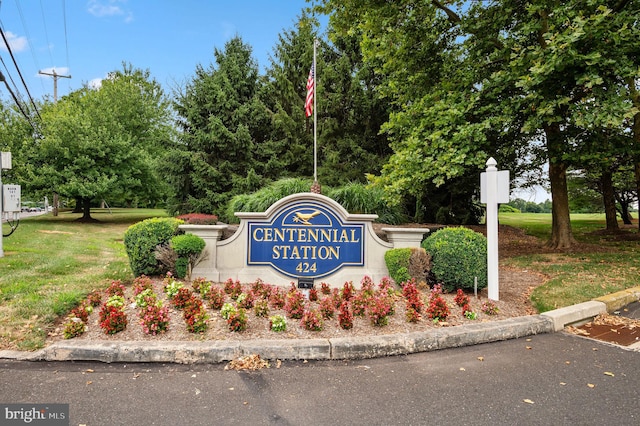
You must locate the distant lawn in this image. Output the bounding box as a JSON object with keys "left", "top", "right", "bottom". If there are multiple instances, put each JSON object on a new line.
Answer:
{"left": 499, "top": 212, "right": 640, "bottom": 312}
{"left": 0, "top": 208, "right": 166, "bottom": 350}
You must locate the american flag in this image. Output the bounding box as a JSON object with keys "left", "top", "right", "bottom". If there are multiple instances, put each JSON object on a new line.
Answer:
{"left": 305, "top": 64, "right": 314, "bottom": 117}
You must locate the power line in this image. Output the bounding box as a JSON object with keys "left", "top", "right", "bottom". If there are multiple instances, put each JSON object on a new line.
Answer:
{"left": 0, "top": 70, "right": 37, "bottom": 131}
{"left": 0, "top": 26, "right": 40, "bottom": 119}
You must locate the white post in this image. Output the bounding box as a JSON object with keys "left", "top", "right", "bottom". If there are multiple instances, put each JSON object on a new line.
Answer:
{"left": 485, "top": 158, "right": 499, "bottom": 300}
{"left": 0, "top": 153, "right": 4, "bottom": 258}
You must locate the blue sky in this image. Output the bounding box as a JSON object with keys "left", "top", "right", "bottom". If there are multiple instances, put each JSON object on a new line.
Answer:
{"left": 0, "top": 0, "right": 315, "bottom": 101}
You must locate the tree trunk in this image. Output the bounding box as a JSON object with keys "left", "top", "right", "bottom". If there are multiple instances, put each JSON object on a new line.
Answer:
{"left": 601, "top": 169, "right": 619, "bottom": 231}
{"left": 72, "top": 197, "right": 83, "bottom": 213}
{"left": 628, "top": 78, "right": 640, "bottom": 230}
{"left": 618, "top": 200, "right": 632, "bottom": 225}
{"left": 636, "top": 161, "right": 640, "bottom": 230}
{"left": 75, "top": 197, "right": 97, "bottom": 222}
{"left": 545, "top": 123, "right": 576, "bottom": 249}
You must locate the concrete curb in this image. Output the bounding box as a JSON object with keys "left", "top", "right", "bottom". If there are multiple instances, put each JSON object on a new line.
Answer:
{"left": 3, "top": 316, "right": 554, "bottom": 364}
{"left": 1, "top": 290, "right": 637, "bottom": 364}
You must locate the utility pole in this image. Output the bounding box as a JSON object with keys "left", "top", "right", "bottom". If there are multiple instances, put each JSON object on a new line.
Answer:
{"left": 39, "top": 69, "right": 71, "bottom": 215}
{"left": 38, "top": 69, "right": 71, "bottom": 102}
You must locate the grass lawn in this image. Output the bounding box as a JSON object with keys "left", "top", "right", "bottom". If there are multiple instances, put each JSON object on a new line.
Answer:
{"left": 499, "top": 212, "right": 640, "bottom": 312}
{"left": 0, "top": 208, "right": 166, "bottom": 350}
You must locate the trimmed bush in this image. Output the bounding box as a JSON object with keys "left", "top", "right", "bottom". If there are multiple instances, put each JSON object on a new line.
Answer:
{"left": 421, "top": 227, "right": 487, "bottom": 292}
{"left": 124, "top": 217, "right": 183, "bottom": 276}
{"left": 384, "top": 248, "right": 411, "bottom": 285}
{"left": 170, "top": 234, "right": 206, "bottom": 257}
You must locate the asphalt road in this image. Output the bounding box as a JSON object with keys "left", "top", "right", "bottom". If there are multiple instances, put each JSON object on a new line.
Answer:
{"left": 1, "top": 332, "right": 638, "bottom": 426}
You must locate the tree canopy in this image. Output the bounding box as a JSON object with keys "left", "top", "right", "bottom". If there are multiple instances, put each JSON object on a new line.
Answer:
{"left": 24, "top": 64, "right": 173, "bottom": 220}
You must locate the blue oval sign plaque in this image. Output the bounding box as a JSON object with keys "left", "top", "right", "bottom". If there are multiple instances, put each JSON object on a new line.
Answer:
{"left": 248, "top": 200, "right": 364, "bottom": 278}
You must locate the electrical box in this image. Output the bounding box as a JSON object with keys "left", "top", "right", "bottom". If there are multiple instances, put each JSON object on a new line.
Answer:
{"left": 2, "top": 184, "right": 21, "bottom": 212}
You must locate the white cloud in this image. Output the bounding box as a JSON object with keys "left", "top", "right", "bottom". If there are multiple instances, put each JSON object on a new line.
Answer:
{"left": 87, "top": 0, "right": 133, "bottom": 22}
{"left": 0, "top": 31, "right": 28, "bottom": 52}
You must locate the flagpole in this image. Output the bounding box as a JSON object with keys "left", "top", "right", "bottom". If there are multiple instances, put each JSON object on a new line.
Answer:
{"left": 313, "top": 38, "right": 317, "bottom": 183}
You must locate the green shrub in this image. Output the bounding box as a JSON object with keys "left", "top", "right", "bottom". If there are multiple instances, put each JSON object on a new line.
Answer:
{"left": 123, "top": 217, "right": 183, "bottom": 276}
{"left": 384, "top": 248, "right": 412, "bottom": 285}
{"left": 174, "top": 257, "right": 189, "bottom": 279}
{"left": 421, "top": 227, "right": 487, "bottom": 292}
{"left": 170, "top": 234, "right": 206, "bottom": 257}
{"left": 499, "top": 204, "right": 520, "bottom": 213}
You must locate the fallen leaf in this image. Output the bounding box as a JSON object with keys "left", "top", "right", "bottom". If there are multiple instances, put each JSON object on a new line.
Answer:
{"left": 85, "top": 369, "right": 94, "bottom": 373}
{"left": 604, "top": 372, "right": 615, "bottom": 377}
{"left": 560, "top": 382, "right": 566, "bottom": 386}
{"left": 191, "top": 374, "right": 197, "bottom": 378}
{"left": 587, "top": 383, "right": 595, "bottom": 388}
{"left": 477, "top": 357, "right": 484, "bottom": 362}
{"left": 243, "top": 401, "right": 248, "bottom": 405}
{"left": 195, "top": 388, "right": 201, "bottom": 395}
{"left": 523, "top": 399, "right": 534, "bottom": 404}
{"left": 276, "top": 360, "right": 282, "bottom": 369}
{"left": 525, "top": 346, "right": 532, "bottom": 350}
{"left": 86, "top": 381, "right": 93, "bottom": 385}
{"left": 459, "top": 367, "right": 466, "bottom": 371}
{"left": 565, "top": 361, "right": 571, "bottom": 365}
{"left": 526, "top": 338, "right": 532, "bottom": 342}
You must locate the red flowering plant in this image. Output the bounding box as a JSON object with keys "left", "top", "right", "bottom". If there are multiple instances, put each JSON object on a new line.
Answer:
{"left": 99, "top": 305, "right": 128, "bottom": 334}
{"left": 454, "top": 289, "right": 471, "bottom": 307}
{"left": 426, "top": 284, "right": 450, "bottom": 322}
{"left": 191, "top": 277, "right": 207, "bottom": 294}
{"left": 224, "top": 278, "right": 243, "bottom": 300}
{"left": 350, "top": 292, "right": 368, "bottom": 317}
{"left": 250, "top": 278, "right": 270, "bottom": 299}
{"left": 139, "top": 303, "right": 170, "bottom": 335}
{"left": 176, "top": 213, "right": 218, "bottom": 225}
{"left": 319, "top": 296, "right": 335, "bottom": 319}
{"left": 367, "top": 293, "right": 394, "bottom": 326}
{"left": 206, "top": 285, "right": 226, "bottom": 310}
{"left": 70, "top": 303, "right": 91, "bottom": 323}
{"left": 308, "top": 287, "right": 318, "bottom": 302}
{"left": 227, "top": 307, "right": 248, "bottom": 332}
{"left": 63, "top": 317, "right": 86, "bottom": 339}
{"left": 360, "top": 276, "right": 375, "bottom": 298}
{"left": 402, "top": 279, "right": 424, "bottom": 323}
{"left": 341, "top": 281, "right": 355, "bottom": 302}
{"left": 87, "top": 290, "right": 102, "bottom": 307}
{"left": 268, "top": 286, "right": 286, "bottom": 309}
{"left": 481, "top": 300, "right": 499, "bottom": 315}
{"left": 320, "top": 282, "right": 331, "bottom": 295}
{"left": 284, "top": 287, "right": 306, "bottom": 319}
{"left": 183, "top": 297, "right": 208, "bottom": 333}
{"left": 132, "top": 275, "right": 153, "bottom": 296}
{"left": 106, "top": 280, "right": 125, "bottom": 297}
{"left": 338, "top": 301, "right": 353, "bottom": 330}
{"left": 172, "top": 287, "right": 194, "bottom": 309}
{"left": 301, "top": 308, "right": 324, "bottom": 331}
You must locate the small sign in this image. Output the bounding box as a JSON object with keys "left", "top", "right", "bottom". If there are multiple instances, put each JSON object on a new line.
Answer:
{"left": 480, "top": 170, "right": 510, "bottom": 204}
{"left": 0, "top": 152, "right": 11, "bottom": 169}
{"left": 298, "top": 277, "right": 314, "bottom": 289}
